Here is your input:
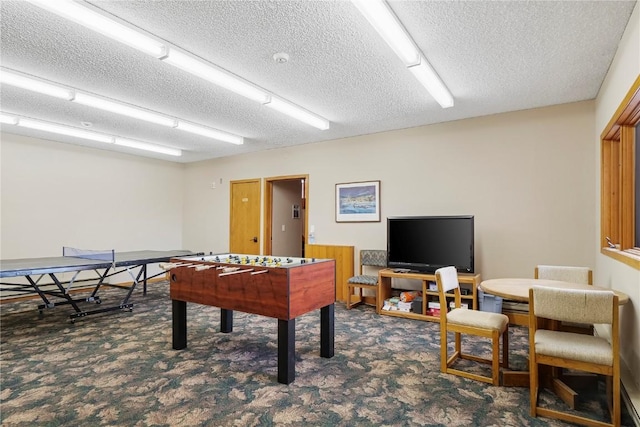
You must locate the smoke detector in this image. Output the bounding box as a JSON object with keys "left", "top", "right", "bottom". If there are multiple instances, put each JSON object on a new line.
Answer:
{"left": 273, "top": 52, "right": 289, "bottom": 64}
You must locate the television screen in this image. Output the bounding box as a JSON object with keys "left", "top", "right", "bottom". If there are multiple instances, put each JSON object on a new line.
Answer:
{"left": 387, "top": 215, "right": 474, "bottom": 273}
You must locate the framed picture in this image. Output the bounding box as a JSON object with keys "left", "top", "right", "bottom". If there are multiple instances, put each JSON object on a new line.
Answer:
{"left": 335, "top": 180, "right": 381, "bottom": 222}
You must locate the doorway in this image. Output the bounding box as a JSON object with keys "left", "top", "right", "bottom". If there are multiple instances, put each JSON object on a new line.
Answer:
{"left": 264, "top": 175, "right": 308, "bottom": 257}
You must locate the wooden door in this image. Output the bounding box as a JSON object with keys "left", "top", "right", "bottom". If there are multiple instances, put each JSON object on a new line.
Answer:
{"left": 230, "top": 179, "right": 261, "bottom": 254}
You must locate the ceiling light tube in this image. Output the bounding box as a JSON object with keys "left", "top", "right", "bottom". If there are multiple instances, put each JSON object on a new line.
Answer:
{"left": 115, "top": 137, "right": 182, "bottom": 156}
{"left": 18, "top": 118, "right": 115, "bottom": 143}
{"left": 1, "top": 69, "right": 74, "bottom": 100}
{"left": 408, "top": 59, "right": 454, "bottom": 108}
{"left": 175, "top": 121, "right": 244, "bottom": 145}
{"left": 162, "top": 48, "right": 270, "bottom": 104}
{"left": 73, "top": 93, "right": 177, "bottom": 127}
{"left": 351, "top": 0, "right": 420, "bottom": 66}
{"left": 0, "top": 113, "right": 18, "bottom": 125}
{"left": 264, "top": 97, "right": 330, "bottom": 130}
{"left": 27, "top": 0, "right": 166, "bottom": 58}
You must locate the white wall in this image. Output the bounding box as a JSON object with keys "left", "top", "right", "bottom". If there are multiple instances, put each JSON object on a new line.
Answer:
{"left": 0, "top": 133, "right": 184, "bottom": 261}
{"left": 183, "top": 100, "right": 596, "bottom": 281}
{"left": 595, "top": 1, "right": 640, "bottom": 394}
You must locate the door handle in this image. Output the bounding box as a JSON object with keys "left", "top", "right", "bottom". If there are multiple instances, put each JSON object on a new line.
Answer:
{"left": 251, "top": 237, "right": 258, "bottom": 243}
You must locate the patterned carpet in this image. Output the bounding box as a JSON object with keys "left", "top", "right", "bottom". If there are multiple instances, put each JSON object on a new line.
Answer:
{"left": 0, "top": 281, "right": 633, "bottom": 426}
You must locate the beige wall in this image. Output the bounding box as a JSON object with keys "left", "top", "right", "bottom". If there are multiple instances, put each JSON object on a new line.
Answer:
{"left": 595, "top": 2, "right": 640, "bottom": 395}
{"left": 183, "top": 101, "right": 596, "bottom": 281}
{"left": 0, "top": 133, "right": 184, "bottom": 261}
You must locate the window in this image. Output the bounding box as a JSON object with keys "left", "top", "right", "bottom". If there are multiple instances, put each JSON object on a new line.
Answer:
{"left": 600, "top": 75, "right": 640, "bottom": 269}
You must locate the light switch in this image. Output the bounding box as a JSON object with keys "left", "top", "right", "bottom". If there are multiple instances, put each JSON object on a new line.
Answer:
{"left": 281, "top": 224, "right": 286, "bottom": 232}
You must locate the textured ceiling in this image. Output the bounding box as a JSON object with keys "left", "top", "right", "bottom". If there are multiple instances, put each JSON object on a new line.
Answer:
{"left": 0, "top": 0, "right": 636, "bottom": 163}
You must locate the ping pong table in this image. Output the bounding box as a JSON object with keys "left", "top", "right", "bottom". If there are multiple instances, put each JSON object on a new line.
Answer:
{"left": 0, "top": 248, "right": 194, "bottom": 321}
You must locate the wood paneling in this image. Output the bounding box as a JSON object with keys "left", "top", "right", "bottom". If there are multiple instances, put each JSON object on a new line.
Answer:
{"left": 305, "top": 244, "right": 354, "bottom": 302}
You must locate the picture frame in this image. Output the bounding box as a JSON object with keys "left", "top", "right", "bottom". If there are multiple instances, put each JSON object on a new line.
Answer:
{"left": 335, "top": 180, "right": 381, "bottom": 222}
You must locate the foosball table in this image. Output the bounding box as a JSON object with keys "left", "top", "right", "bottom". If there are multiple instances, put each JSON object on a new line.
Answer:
{"left": 164, "top": 253, "right": 336, "bottom": 384}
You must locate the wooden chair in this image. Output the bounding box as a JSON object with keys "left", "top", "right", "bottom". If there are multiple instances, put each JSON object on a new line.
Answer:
{"left": 535, "top": 265, "right": 593, "bottom": 334}
{"left": 435, "top": 266, "right": 509, "bottom": 385}
{"left": 529, "top": 286, "right": 620, "bottom": 427}
{"left": 346, "top": 249, "right": 386, "bottom": 309}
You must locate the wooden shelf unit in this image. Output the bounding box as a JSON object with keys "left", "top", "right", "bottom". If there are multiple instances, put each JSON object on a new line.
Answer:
{"left": 377, "top": 268, "right": 481, "bottom": 322}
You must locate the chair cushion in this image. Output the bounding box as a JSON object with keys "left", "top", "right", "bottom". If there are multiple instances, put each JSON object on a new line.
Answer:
{"left": 447, "top": 308, "right": 508, "bottom": 332}
{"left": 347, "top": 274, "right": 378, "bottom": 286}
{"left": 535, "top": 329, "right": 613, "bottom": 366}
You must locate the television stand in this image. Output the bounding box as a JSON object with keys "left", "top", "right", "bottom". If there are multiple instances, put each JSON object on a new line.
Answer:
{"left": 377, "top": 269, "right": 480, "bottom": 322}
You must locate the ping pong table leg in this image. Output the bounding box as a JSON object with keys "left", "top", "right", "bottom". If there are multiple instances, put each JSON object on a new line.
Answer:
{"left": 88, "top": 266, "right": 111, "bottom": 300}
{"left": 172, "top": 300, "right": 187, "bottom": 350}
{"left": 142, "top": 264, "right": 148, "bottom": 296}
{"left": 25, "top": 275, "right": 55, "bottom": 310}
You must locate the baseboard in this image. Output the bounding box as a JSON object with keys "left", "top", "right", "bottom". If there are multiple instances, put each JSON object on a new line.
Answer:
{"left": 622, "top": 362, "right": 640, "bottom": 426}
{"left": 112, "top": 276, "right": 167, "bottom": 288}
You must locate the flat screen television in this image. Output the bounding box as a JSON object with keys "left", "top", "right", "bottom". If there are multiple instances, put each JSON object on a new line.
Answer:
{"left": 387, "top": 215, "right": 474, "bottom": 274}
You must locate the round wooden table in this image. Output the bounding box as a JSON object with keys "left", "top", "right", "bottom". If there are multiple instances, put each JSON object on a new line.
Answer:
{"left": 479, "top": 278, "right": 629, "bottom": 305}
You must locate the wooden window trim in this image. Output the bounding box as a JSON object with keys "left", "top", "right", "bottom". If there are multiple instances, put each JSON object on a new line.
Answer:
{"left": 600, "top": 75, "right": 640, "bottom": 270}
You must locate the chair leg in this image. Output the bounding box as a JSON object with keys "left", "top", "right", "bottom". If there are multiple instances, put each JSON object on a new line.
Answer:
{"left": 612, "top": 373, "right": 620, "bottom": 426}
{"left": 440, "top": 322, "right": 448, "bottom": 373}
{"left": 454, "top": 332, "right": 461, "bottom": 355}
{"left": 530, "top": 358, "right": 538, "bottom": 417}
{"left": 502, "top": 328, "right": 509, "bottom": 369}
{"left": 491, "top": 330, "right": 500, "bottom": 385}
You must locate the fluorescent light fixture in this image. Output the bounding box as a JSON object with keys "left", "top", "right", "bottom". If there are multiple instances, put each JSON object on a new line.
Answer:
{"left": 2, "top": 69, "right": 241, "bottom": 143}
{"left": 1, "top": 69, "right": 74, "bottom": 100}
{"left": 0, "top": 113, "right": 18, "bottom": 125}
{"left": 73, "top": 93, "right": 177, "bottom": 127}
{"left": 27, "top": 0, "right": 166, "bottom": 58}
{"left": 265, "top": 97, "right": 330, "bottom": 131}
{"left": 351, "top": 0, "right": 420, "bottom": 66}
{"left": 18, "top": 118, "right": 115, "bottom": 143}
{"left": 162, "top": 48, "right": 270, "bottom": 104}
{"left": 175, "top": 121, "right": 243, "bottom": 145}
{"left": 26, "top": 2, "right": 328, "bottom": 130}
{"left": 352, "top": 0, "right": 454, "bottom": 108}
{"left": 408, "top": 60, "right": 454, "bottom": 108}
{"left": 115, "top": 137, "right": 182, "bottom": 156}
{"left": 2, "top": 112, "right": 181, "bottom": 156}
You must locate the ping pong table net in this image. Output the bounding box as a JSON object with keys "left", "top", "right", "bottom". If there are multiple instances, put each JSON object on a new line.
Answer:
{"left": 63, "top": 247, "right": 115, "bottom": 267}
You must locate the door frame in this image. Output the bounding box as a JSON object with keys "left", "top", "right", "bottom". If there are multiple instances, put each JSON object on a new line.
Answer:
{"left": 263, "top": 174, "right": 309, "bottom": 256}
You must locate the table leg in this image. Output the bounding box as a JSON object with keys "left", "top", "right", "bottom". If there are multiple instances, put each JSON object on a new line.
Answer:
{"left": 278, "top": 319, "right": 295, "bottom": 384}
{"left": 142, "top": 264, "right": 148, "bottom": 296}
{"left": 320, "top": 304, "right": 334, "bottom": 358}
{"left": 221, "top": 308, "right": 233, "bottom": 333}
{"left": 172, "top": 300, "right": 187, "bottom": 350}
